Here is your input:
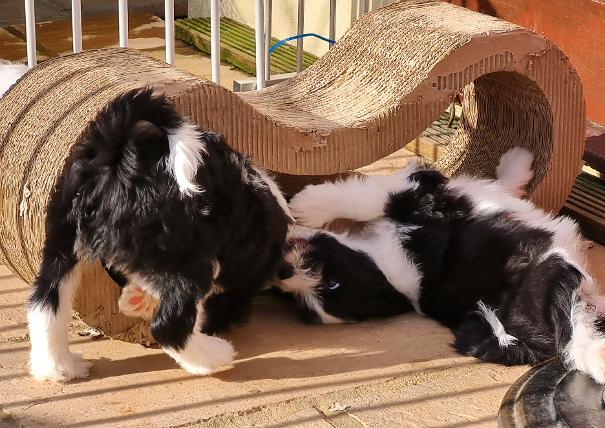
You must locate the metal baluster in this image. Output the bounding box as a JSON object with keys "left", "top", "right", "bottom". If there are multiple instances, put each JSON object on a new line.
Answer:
{"left": 254, "top": 0, "right": 266, "bottom": 89}
{"left": 118, "top": 0, "right": 128, "bottom": 47}
{"left": 71, "top": 0, "right": 82, "bottom": 53}
{"left": 24, "top": 0, "right": 37, "bottom": 67}
{"left": 210, "top": 0, "right": 220, "bottom": 83}
{"left": 165, "top": 0, "right": 175, "bottom": 65}
{"left": 296, "top": 0, "right": 304, "bottom": 73}
{"left": 264, "top": 0, "right": 272, "bottom": 81}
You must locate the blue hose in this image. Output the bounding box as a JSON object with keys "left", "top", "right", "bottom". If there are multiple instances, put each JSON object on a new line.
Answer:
{"left": 269, "top": 33, "right": 336, "bottom": 54}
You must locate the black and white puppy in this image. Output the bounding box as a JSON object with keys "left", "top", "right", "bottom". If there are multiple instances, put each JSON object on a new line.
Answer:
{"left": 27, "top": 88, "right": 291, "bottom": 381}
{"left": 278, "top": 148, "right": 605, "bottom": 383}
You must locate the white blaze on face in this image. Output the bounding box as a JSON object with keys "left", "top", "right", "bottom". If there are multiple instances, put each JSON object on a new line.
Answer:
{"left": 277, "top": 227, "right": 345, "bottom": 324}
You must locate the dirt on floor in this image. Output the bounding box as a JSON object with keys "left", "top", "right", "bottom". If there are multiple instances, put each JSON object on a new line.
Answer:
{"left": 1, "top": 243, "right": 605, "bottom": 427}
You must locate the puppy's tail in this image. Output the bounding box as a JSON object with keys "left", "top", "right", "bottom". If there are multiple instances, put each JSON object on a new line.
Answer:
{"left": 64, "top": 88, "right": 206, "bottom": 198}
{"left": 496, "top": 147, "right": 534, "bottom": 197}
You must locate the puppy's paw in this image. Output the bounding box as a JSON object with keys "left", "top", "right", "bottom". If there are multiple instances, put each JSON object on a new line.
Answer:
{"left": 30, "top": 351, "right": 92, "bottom": 382}
{"left": 118, "top": 284, "right": 157, "bottom": 320}
{"left": 165, "top": 333, "right": 236, "bottom": 375}
{"left": 290, "top": 184, "right": 338, "bottom": 227}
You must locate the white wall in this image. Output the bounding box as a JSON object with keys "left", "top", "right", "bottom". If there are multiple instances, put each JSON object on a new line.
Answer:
{"left": 189, "top": 0, "right": 397, "bottom": 57}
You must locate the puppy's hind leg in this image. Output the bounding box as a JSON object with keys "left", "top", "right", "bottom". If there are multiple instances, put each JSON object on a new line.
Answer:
{"left": 27, "top": 227, "right": 90, "bottom": 381}
{"left": 150, "top": 272, "right": 235, "bottom": 375}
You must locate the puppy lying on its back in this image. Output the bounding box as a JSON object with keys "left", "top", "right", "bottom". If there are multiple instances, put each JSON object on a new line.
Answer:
{"left": 277, "top": 148, "right": 605, "bottom": 383}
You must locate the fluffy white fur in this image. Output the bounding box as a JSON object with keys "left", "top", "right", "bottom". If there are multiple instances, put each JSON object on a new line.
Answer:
{"left": 477, "top": 301, "right": 518, "bottom": 347}
{"left": 166, "top": 121, "right": 207, "bottom": 195}
{"left": 291, "top": 148, "right": 532, "bottom": 228}
{"left": 0, "top": 62, "right": 29, "bottom": 98}
{"left": 290, "top": 164, "right": 419, "bottom": 227}
{"left": 27, "top": 264, "right": 92, "bottom": 382}
{"left": 496, "top": 147, "right": 535, "bottom": 197}
{"left": 165, "top": 333, "right": 236, "bottom": 375}
{"left": 564, "top": 295, "right": 605, "bottom": 383}
{"left": 164, "top": 302, "right": 235, "bottom": 374}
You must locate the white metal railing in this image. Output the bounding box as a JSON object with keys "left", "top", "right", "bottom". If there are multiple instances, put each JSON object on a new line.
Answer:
{"left": 118, "top": 0, "right": 128, "bottom": 48}
{"left": 164, "top": 0, "right": 176, "bottom": 65}
{"left": 296, "top": 0, "right": 304, "bottom": 73}
{"left": 24, "top": 0, "right": 36, "bottom": 66}
{"left": 264, "top": 0, "right": 272, "bottom": 81}
{"left": 254, "top": 0, "right": 266, "bottom": 89}
{"left": 210, "top": 0, "right": 220, "bottom": 83}
{"left": 22, "top": 1, "right": 371, "bottom": 89}
{"left": 71, "top": 0, "right": 82, "bottom": 53}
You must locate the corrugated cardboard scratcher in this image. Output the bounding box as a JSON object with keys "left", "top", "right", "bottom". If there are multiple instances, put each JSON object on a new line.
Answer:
{"left": 0, "top": 0, "right": 586, "bottom": 344}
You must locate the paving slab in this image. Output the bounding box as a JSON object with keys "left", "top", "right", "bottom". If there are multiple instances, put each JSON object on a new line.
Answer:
{"left": 10, "top": 13, "right": 169, "bottom": 57}
{"left": 0, "top": 1, "right": 187, "bottom": 26}
{"left": 0, "top": 0, "right": 68, "bottom": 26}
{"left": 1, "top": 13, "right": 249, "bottom": 90}
{"left": 0, "top": 28, "right": 30, "bottom": 62}
{"left": 2, "top": 244, "right": 605, "bottom": 427}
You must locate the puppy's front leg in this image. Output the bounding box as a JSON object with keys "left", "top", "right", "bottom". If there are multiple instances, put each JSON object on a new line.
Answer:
{"left": 28, "top": 254, "right": 91, "bottom": 382}
{"left": 149, "top": 272, "right": 235, "bottom": 375}
{"left": 290, "top": 165, "right": 420, "bottom": 227}
{"left": 200, "top": 289, "right": 254, "bottom": 335}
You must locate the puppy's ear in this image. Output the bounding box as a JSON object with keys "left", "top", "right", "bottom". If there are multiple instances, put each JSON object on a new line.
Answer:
{"left": 277, "top": 262, "right": 295, "bottom": 280}
{"left": 409, "top": 169, "right": 448, "bottom": 194}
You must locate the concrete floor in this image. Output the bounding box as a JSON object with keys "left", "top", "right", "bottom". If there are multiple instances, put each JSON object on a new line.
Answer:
{"left": 1, "top": 245, "right": 605, "bottom": 427}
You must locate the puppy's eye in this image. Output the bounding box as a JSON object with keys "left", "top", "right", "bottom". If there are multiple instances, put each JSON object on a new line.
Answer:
{"left": 325, "top": 280, "right": 341, "bottom": 291}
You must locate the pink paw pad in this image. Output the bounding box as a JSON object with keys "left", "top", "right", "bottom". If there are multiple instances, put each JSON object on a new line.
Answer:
{"left": 118, "top": 285, "right": 157, "bottom": 319}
